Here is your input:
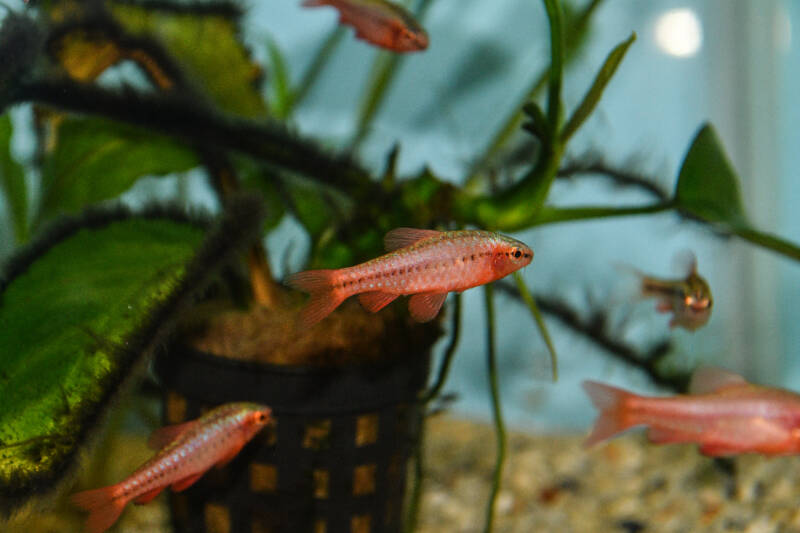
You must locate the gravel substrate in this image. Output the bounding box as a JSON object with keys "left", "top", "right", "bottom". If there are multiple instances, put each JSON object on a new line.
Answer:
{"left": 7, "top": 416, "right": 800, "bottom": 532}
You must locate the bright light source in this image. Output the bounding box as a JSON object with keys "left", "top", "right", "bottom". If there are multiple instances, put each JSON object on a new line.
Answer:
{"left": 654, "top": 8, "right": 703, "bottom": 58}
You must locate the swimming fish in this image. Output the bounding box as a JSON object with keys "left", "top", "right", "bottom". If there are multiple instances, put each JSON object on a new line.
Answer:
{"left": 302, "top": 0, "right": 429, "bottom": 52}
{"left": 287, "top": 228, "right": 532, "bottom": 328}
{"left": 72, "top": 403, "right": 272, "bottom": 533}
{"left": 583, "top": 367, "right": 800, "bottom": 457}
{"left": 625, "top": 253, "right": 712, "bottom": 330}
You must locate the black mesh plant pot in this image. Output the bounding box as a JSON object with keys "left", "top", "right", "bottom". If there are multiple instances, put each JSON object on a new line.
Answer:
{"left": 154, "top": 342, "right": 433, "bottom": 533}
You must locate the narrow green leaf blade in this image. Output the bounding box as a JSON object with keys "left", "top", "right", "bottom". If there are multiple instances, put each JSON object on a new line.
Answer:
{"left": 0, "top": 198, "right": 262, "bottom": 514}
{"left": 0, "top": 115, "right": 28, "bottom": 243}
{"left": 675, "top": 123, "right": 747, "bottom": 226}
{"left": 40, "top": 117, "right": 198, "bottom": 217}
{"left": 265, "top": 37, "right": 292, "bottom": 119}
{"left": 560, "top": 32, "right": 636, "bottom": 143}
{"left": 512, "top": 272, "right": 558, "bottom": 381}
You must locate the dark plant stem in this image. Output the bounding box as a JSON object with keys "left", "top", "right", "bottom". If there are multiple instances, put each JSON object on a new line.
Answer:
{"left": 420, "top": 293, "right": 462, "bottom": 403}
{"left": 557, "top": 159, "right": 671, "bottom": 202}
{"left": 483, "top": 283, "right": 505, "bottom": 533}
{"left": 404, "top": 416, "right": 426, "bottom": 533}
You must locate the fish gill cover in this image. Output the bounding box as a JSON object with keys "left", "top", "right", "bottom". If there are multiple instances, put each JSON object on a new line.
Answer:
{"left": 0, "top": 195, "right": 263, "bottom": 516}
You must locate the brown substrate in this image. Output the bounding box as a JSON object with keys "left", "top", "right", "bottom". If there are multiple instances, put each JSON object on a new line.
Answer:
{"left": 180, "top": 291, "right": 442, "bottom": 366}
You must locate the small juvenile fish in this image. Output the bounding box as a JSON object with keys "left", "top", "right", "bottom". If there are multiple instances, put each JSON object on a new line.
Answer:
{"left": 72, "top": 403, "right": 272, "bottom": 533}
{"left": 626, "top": 253, "right": 712, "bottom": 330}
{"left": 302, "top": 0, "right": 429, "bottom": 53}
{"left": 583, "top": 367, "right": 800, "bottom": 456}
{"left": 287, "top": 228, "right": 532, "bottom": 328}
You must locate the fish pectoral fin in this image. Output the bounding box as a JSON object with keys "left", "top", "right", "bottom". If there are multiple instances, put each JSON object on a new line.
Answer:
{"left": 216, "top": 443, "right": 247, "bottom": 469}
{"left": 688, "top": 367, "right": 748, "bottom": 394}
{"left": 655, "top": 300, "right": 672, "bottom": 313}
{"left": 147, "top": 421, "right": 198, "bottom": 450}
{"left": 358, "top": 291, "right": 398, "bottom": 313}
{"left": 383, "top": 228, "right": 442, "bottom": 251}
{"left": 171, "top": 472, "right": 204, "bottom": 492}
{"left": 408, "top": 292, "right": 447, "bottom": 322}
{"left": 133, "top": 486, "right": 165, "bottom": 505}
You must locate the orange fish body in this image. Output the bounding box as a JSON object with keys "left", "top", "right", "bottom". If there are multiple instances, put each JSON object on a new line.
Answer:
{"left": 72, "top": 403, "right": 271, "bottom": 533}
{"left": 287, "top": 228, "right": 532, "bottom": 328}
{"left": 583, "top": 367, "right": 800, "bottom": 457}
{"left": 303, "top": 0, "right": 429, "bottom": 52}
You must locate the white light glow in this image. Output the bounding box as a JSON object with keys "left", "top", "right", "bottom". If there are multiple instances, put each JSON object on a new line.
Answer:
{"left": 654, "top": 8, "right": 703, "bottom": 58}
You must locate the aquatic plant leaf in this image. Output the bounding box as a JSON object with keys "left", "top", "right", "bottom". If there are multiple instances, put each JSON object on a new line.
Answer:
{"left": 0, "top": 115, "right": 28, "bottom": 244}
{"left": 265, "top": 36, "right": 292, "bottom": 119}
{"left": 0, "top": 197, "right": 263, "bottom": 515}
{"left": 40, "top": 117, "right": 198, "bottom": 217}
{"left": 560, "top": 32, "right": 636, "bottom": 143}
{"left": 111, "top": 3, "right": 267, "bottom": 118}
{"left": 236, "top": 159, "right": 286, "bottom": 231}
{"left": 675, "top": 123, "right": 747, "bottom": 226}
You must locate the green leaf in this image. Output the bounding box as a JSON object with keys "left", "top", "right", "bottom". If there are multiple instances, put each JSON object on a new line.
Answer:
{"left": 40, "top": 117, "right": 198, "bottom": 218}
{"left": 112, "top": 3, "right": 268, "bottom": 118}
{"left": 265, "top": 37, "right": 292, "bottom": 119}
{"left": 0, "top": 197, "right": 263, "bottom": 514}
{"left": 560, "top": 32, "right": 636, "bottom": 143}
{"left": 0, "top": 115, "right": 27, "bottom": 243}
{"left": 675, "top": 123, "right": 747, "bottom": 226}
{"left": 287, "top": 180, "right": 336, "bottom": 239}
{"left": 236, "top": 159, "right": 286, "bottom": 231}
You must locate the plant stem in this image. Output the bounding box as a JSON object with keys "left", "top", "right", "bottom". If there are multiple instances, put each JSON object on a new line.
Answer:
{"left": 483, "top": 283, "right": 505, "bottom": 533}
{"left": 512, "top": 272, "right": 558, "bottom": 381}
{"left": 542, "top": 0, "right": 564, "bottom": 138}
{"left": 732, "top": 226, "right": 800, "bottom": 262}
{"left": 350, "top": 0, "right": 436, "bottom": 148}
{"left": 420, "top": 292, "right": 462, "bottom": 403}
{"left": 292, "top": 27, "right": 345, "bottom": 111}
{"left": 531, "top": 201, "right": 675, "bottom": 227}
{"left": 404, "top": 415, "right": 426, "bottom": 533}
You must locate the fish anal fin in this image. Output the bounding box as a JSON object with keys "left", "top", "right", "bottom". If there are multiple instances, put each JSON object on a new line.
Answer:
{"left": 147, "top": 421, "right": 198, "bottom": 450}
{"left": 216, "top": 442, "right": 247, "bottom": 469}
{"left": 688, "top": 367, "right": 748, "bottom": 394}
{"left": 71, "top": 486, "right": 126, "bottom": 533}
{"left": 698, "top": 443, "right": 740, "bottom": 457}
{"left": 358, "top": 291, "right": 398, "bottom": 313}
{"left": 384, "top": 228, "right": 441, "bottom": 251}
{"left": 647, "top": 427, "right": 697, "bottom": 445}
{"left": 172, "top": 472, "right": 204, "bottom": 492}
{"left": 408, "top": 292, "right": 447, "bottom": 322}
{"left": 133, "top": 486, "right": 164, "bottom": 505}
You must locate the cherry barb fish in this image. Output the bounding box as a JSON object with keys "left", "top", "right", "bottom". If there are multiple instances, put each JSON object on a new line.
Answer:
{"left": 72, "top": 403, "right": 272, "bottom": 533}
{"left": 583, "top": 367, "right": 800, "bottom": 457}
{"left": 303, "top": 0, "right": 429, "bottom": 53}
{"left": 623, "top": 253, "right": 713, "bottom": 331}
{"left": 288, "top": 228, "right": 533, "bottom": 328}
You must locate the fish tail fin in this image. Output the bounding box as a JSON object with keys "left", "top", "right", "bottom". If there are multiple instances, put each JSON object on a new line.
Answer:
{"left": 287, "top": 269, "right": 345, "bottom": 328}
{"left": 582, "top": 381, "right": 638, "bottom": 447}
{"left": 71, "top": 486, "right": 126, "bottom": 533}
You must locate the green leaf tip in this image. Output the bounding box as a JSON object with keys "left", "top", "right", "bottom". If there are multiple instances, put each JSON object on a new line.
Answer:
{"left": 675, "top": 123, "right": 747, "bottom": 227}
{"left": 0, "top": 195, "right": 263, "bottom": 516}
{"left": 560, "top": 31, "right": 636, "bottom": 143}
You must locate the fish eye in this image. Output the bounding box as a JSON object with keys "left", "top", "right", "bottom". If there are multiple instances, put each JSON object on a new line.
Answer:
{"left": 512, "top": 248, "right": 522, "bottom": 259}
{"left": 255, "top": 412, "right": 268, "bottom": 423}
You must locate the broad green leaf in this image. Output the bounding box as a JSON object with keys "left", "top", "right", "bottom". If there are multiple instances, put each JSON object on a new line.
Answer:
{"left": 236, "top": 159, "right": 286, "bottom": 231}
{"left": 112, "top": 3, "right": 268, "bottom": 118}
{"left": 675, "top": 123, "right": 747, "bottom": 226}
{"left": 560, "top": 32, "right": 636, "bottom": 143}
{"left": 265, "top": 37, "right": 292, "bottom": 119}
{"left": 287, "top": 180, "right": 337, "bottom": 240}
{"left": 0, "top": 198, "right": 263, "bottom": 513}
{"left": 0, "top": 115, "right": 27, "bottom": 243}
{"left": 40, "top": 117, "right": 198, "bottom": 217}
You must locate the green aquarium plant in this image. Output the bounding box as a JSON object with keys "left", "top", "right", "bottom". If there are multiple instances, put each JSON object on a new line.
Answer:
{"left": 1, "top": 1, "right": 800, "bottom": 532}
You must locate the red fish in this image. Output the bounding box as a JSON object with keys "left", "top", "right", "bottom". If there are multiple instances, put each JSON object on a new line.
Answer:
{"left": 72, "top": 403, "right": 272, "bottom": 533}
{"left": 287, "top": 228, "right": 532, "bottom": 328}
{"left": 583, "top": 367, "right": 800, "bottom": 456}
{"left": 302, "top": 0, "right": 429, "bottom": 53}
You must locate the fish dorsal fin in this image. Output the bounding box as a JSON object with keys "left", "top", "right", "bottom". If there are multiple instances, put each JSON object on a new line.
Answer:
{"left": 673, "top": 250, "right": 698, "bottom": 277}
{"left": 384, "top": 228, "right": 441, "bottom": 251}
{"left": 408, "top": 292, "right": 447, "bottom": 322}
{"left": 147, "top": 421, "right": 198, "bottom": 450}
{"left": 688, "top": 366, "right": 747, "bottom": 394}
